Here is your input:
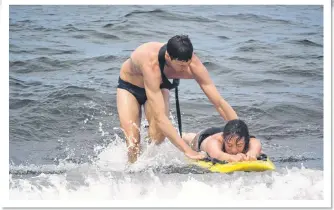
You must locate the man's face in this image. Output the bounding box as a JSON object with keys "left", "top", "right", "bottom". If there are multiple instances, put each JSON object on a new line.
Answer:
{"left": 169, "top": 58, "right": 192, "bottom": 72}
{"left": 224, "top": 135, "right": 246, "bottom": 155}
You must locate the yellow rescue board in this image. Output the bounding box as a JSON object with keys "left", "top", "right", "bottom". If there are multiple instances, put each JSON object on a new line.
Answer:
{"left": 191, "top": 154, "right": 276, "bottom": 173}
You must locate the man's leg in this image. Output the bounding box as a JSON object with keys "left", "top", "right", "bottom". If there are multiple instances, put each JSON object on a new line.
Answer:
{"left": 117, "top": 88, "right": 142, "bottom": 163}
{"left": 144, "top": 89, "right": 170, "bottom": 144}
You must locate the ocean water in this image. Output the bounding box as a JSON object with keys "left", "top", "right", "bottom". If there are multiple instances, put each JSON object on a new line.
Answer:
{"left": 9, "top": 5, "right": 324, "bottom": 200}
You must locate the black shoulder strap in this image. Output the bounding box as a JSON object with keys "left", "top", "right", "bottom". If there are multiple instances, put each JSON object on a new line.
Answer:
{"left": 158, "top": 44, "right": 180, "bottom": 90}
{"left": 158, "top": 44, "right": 167, "bottom": 74}
{"left": 158, "top": 44, "right": 182, "bottom": 137}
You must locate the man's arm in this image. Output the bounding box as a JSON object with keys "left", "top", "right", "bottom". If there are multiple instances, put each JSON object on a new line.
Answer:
{"left": 142, "top": 62, "right": 205, "bottom": 160}
{"left": 190, "top": 55, "right": 238, "bottom": 121}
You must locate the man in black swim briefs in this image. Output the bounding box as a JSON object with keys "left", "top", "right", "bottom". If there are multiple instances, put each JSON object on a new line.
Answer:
{"left": 182, "top": 119, "right": 262, "bottom": 162}
{"left": 117, "top": 35, "right": 238, "bottom": 163}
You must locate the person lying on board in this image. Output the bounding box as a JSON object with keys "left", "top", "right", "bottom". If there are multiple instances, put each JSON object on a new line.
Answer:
{"left": 182, "top": 119, "right": 262, "bottom": 162}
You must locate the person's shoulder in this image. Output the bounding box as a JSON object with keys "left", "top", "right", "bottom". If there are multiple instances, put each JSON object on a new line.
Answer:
{"left": 136, "top": 41, "right": 165, "bottom": 51}
{"left": 208, "top": 132, "right": 223, "bottom": 141}
{"left": 147, "top": 41, "right": 165, "bottom": 46}
{"left": 136, "top": 42, "right": 164, "bottom": 58}
{"left": 189, "top": 53, "right": 204, "bottom": 70}
{"left": 131, "top": 44, "right": 158, "bottom": 67}
{"left": 191, "top": 53, "right": 202, "bottom": 62}
{"left": 215, "top": 132, "right": 224, "bottom": 142}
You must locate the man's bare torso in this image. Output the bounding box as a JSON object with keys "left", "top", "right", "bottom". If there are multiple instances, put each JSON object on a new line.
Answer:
{"left": 119, "top": 42, "right": 194, "bottom": 88}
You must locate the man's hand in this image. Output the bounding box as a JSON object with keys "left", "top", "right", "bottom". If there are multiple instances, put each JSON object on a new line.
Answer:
{"left": 185, "top": 150, "right": 207, "bottom": 160}
{"left": 245, "top": 151, "right": 258, "bottom": 161}
{"left": 228, "top": 153, "right": 247, "bottom": 162}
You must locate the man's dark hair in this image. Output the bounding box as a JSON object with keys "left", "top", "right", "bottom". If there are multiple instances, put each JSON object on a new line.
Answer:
{"left": 222, "top": 119, "right": 250, "bottom": 153}
{"left": 167, "top": 35, "right": 193, "bottom": 62}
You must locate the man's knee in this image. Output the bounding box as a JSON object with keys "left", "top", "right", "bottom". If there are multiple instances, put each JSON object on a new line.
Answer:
{"left": 154, "top": 133, "right": 166, "bottom": 144}
{"left": 121, "top": 120, "right": 140, "bottom": 133}
{"left": 148, "top": 127, "right": 166, "bottom": 144}
{"left": 120, "top": 120, "right": 140, "bottom": 138}
{"left": 127, "top": 135, "right": 140, "bottom": 146}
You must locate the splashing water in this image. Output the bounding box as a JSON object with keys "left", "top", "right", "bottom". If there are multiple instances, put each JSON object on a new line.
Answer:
{"left": 9, "top": 130, "right": 324, "bottom": 200}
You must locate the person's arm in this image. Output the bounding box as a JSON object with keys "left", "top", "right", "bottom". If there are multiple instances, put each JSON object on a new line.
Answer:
{"left": 208, "top": 150, "right": 246, "bottom": 163}
{"left": 190, "top": 55, "right": 238, "bottom": 121}
{"left": 142, "top": 62, "right": 205, "bottom": 160}
{"left": 245, "top": 137, "right": 262, "bottom": 160}
{"left": 203, "top": 137, "right": 246, "bottom": 162}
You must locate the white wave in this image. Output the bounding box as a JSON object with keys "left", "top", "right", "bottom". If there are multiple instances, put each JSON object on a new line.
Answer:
{"left": 9, "top": 133, "right": 324, "bottom": 200}
{"left": 9, "top": 166, "right": 323, "bottom": 200}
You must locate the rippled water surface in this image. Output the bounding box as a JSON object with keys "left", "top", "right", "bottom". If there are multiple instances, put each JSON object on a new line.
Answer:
{"left": 9, "top": 5, "right": 324, "bottom": 200}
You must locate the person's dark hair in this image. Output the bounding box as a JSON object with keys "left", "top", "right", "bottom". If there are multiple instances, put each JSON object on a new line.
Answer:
{"left": 222, "top": 119, "right": 250, "bottom": 153}
{"left": 167, "top": 35, "right": 193, "bottom": 62}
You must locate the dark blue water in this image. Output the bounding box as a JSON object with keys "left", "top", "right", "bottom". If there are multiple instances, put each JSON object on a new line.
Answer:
{"left": 9, "top": 5, "right": 324, "bottom": 200}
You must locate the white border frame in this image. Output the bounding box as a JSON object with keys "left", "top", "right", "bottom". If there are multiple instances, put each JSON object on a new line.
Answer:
{"left": 2, "top": 0, "right": 331, "bottom": 208}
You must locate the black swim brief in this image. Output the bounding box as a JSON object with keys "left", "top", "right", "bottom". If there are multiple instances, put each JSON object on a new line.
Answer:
{"left": 117, "top": 77, "right": 147, "bottom": 105}
{"left": 117, "top": 44, "right": 179, "bottom": 106}
{"left": 117, "top": 74, "right": 176, "bottom": 106}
